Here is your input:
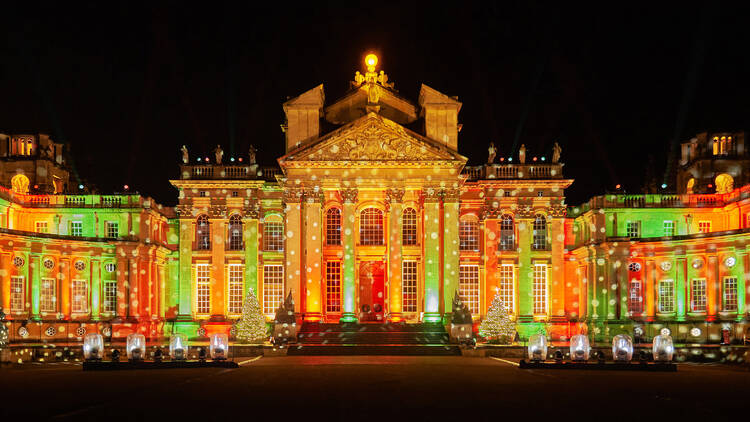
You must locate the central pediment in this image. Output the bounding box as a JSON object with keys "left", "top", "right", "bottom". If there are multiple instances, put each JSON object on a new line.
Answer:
{"left": 279, "top": 113, "right": 466, "bottom": 167}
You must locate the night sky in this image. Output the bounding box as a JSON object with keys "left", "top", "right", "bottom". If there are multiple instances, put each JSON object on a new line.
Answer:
{"left": 2, "top": 2, "right": 748, "bottom": 206}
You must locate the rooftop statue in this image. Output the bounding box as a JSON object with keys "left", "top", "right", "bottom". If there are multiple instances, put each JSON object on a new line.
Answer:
{"left": 519, "top": 144, "right": 526, "bottom": 164}
{"left": 181, "top": 145, "right": 189, "bottom": 164}
{"left": 248, "top": 145, "right": 257, "bottom": 165}
{"left": 487, "top": 142, "right": 497, "bottom": 164}
{"left": 552, "top": 142, "right": 562, "bottom": 163}
{"left": 214, "top": 145, "right": 224, "bottom": 165}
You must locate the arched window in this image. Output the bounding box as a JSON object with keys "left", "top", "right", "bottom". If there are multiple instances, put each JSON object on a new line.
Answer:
{"left": 360, "top": 208, "right": 384, "bottom": 246}
{"left": 459, "top": 215, "right": 480, "bottom": 252}
{"left": 263, "top": 216, "right": 284, "bottom": 252}
{"left": 196, "top": 215, "right": 210, "bottom": 250}
{"left": 499, "top": 214, "right": 515, "bottom": 251}
{"left": 712, "top": 137, "right": 719, "bottom": 155}
{"left": 532, "top": 214, "right": 547, "bottom": 250}
{"left": 402, "top": 207, "right": 417, "bottom": 246}
{"left": 228, "top": 214, "right": 243, "bottom": 250}
{"left": 326, "top": 208, "right": 341, "bottom": 246}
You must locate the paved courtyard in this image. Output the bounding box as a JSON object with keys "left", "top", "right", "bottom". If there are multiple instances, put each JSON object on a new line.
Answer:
{"left": 1, "top": 356, "right": 747, "bottom": 420}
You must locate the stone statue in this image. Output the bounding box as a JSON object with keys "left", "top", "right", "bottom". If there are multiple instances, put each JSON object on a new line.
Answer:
{"left": 181, "top": 145, "right": 189, "bottom": 164}
{"left": 519, "top": 144, "right": 526, "bottom": 164}
{"left": 353, "top": 71, "right": 365, "bottom": 87}
{"left": 552, "top": 142, "right": 562, "bottom": 163}
{"left": 248, "top": 145, "right": 257, "bottom": 164}
{"left": 214, "top": 145, "right": 223, "bottom": 165}
{"left": 487, "top": 142, "right": 497, "bottom": 164}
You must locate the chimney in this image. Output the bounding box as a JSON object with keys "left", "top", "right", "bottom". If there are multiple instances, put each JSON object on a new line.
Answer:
{"left": 418, "top": 84, "right": 462, "bottom": 150}
{"left": 282, "top": 84, "right": 325, "bottom": 152}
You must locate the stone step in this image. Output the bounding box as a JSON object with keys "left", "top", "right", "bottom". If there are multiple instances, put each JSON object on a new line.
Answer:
{"left": 286, "top": 344, "right": 461, "bottom": 356}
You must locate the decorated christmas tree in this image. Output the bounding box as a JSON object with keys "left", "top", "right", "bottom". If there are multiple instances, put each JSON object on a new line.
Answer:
{"left": 479, "top": 292, "right": 516, "bottom": 344}
{"left": 0, "top": 309, "right": 8, "bottom": 348}
{"left": 235, "top": 288, "right": 268, "bottom": 343}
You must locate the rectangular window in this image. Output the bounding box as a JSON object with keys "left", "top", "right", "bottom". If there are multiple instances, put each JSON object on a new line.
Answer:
{"left": 70, "top": 221, "right": 83, "bottom": 237}
{"left": 628, "top": 281, "right": 643, "bottom": 314}
{"left": 71, "top": 279, "right": 89, "bottom": 313}
{"left": 103, "top": 280, "right": 117, "bottom": 314}
{"left": 263, "top": 264, "right": 284, "bottom": 315}
{"left": 10, "top": 276, "right": 25, "bottom": 313}
{"left": 626, "top": 221, "right": 641, "bottom": 238}
{"left": 658, "top": 280, "right": 674, "bottom": 313}
{"left": 663, "top": 221, "right": 674, "bottom": 237}
{"left": 690, "top": 279, "right": 707, "bottom": 312}
{"left": 40, "top": 277, "right": 56, "bottom": 313}
{"left": 228, "top": 264, "right": 244, "bottom": 314}
{"left": 195, "top": 264, "right": 211, "bottom": 314}
{"left": 458, "top": 264, "right": 480, "bottom": 315}
{"left": 402, "top": 261, "right": 418, "bottom": 313}
{"left": 263, "top": 222, "right": 284, "bottom": 252}
{"left": 459, "top": 220, "right": 480, "bottom": 252}
{"left": 105, "top": 221, "right": 119, "bottom": 239}
{"left": 499, "top": 264, "right": 514, "bottom": 314}
{"left": 698, "top": 221, "right": 711, "bottom": 233}
{"left": 533, "top": 263, "right": 548, "bottom": 315}
{"left": 36, "top": 221, "right": 49, "bottom": 234}
{"left": 325, "top": 261, "right": 341, "bottom": 313}
{"left": 723, "top": 277, "right": 738, "bottom": 312}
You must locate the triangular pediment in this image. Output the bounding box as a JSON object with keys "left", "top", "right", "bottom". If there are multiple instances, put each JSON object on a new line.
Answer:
{"left": 279, "top": 113, "right": 466, "bottom": 167}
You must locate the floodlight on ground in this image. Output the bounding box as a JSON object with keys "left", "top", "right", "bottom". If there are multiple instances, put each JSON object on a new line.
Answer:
{"left": 612, "top": 334, "right": 633, "bottom": 362}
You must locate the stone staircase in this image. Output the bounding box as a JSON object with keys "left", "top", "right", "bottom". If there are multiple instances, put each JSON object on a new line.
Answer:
{"left": 286, "top": 322, "right": 461, "bottom": 356}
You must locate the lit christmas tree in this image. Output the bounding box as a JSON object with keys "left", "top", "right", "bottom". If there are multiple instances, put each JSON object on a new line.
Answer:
{"left": 235, "top": 288, "right": 268, "bottom": 343}
{"left": 479, "top": 292, "right": 516, "bottom": 344}
{"left": 0, "top": 309, "right": 8, "bottom": 347}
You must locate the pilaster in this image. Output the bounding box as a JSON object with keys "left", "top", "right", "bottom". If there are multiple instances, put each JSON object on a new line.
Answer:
{"left": 91, "top": 259, "right": 101, "bottom": 320}
{"left": 340, "top": 188, "right": 358, "bottom": 322}
{"left": 386, "top": 188, "right": 404, "bottom": 321}
{"left": 304, "top": 190, "right": 324, "bottom": 321}
{"left": 422, "top": 188, "right": 441, "bottom": 322}
{"left": 283, "top": 188, "right": 304, "bottom": 318}
{"left": 442, "top": 188, "right": 460, "bottom": 319}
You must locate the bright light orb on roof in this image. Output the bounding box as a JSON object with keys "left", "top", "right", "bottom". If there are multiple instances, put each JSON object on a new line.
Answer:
{"left": 365, "top": 54, "right": 378, "bottom": 68}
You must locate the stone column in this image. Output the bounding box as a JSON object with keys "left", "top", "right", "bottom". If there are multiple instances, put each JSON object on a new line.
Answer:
{"left": 442, "top": 188, "right": 460, "bottom": 319}
{"left": 675, "top": 255, "right": 687, "bottom": 321}
{"left": 340, "top": 188, "right": 358, "bottom": 322}
{"left": 283, "top": 189, "right": 303, "bottom": 318}
{"left": 90, "top": 259, "right": 101, "bottom": 321}
{"left": 243, "top": 202, "right": 260, "bottom": 297}
{"left": 304, "top": 190, "right": 324, "bottom": 321}
{"left": 210, "top": 211, "right": 226, "bottom": 319}
{"left": 386, "top": 188, "right": 405, "bottom": 322}
{"left": 177, "top": 213, "right": 193, "bottom": 320}
{"left": 30, "top": 254, "right": 40, "bottom": 319}
{"left": 60, "top": 257, "right": 71, "bottom": 318}
{"left": 423, "top": 188, "right": 442, "bottom": 322}
{"left": 707, "top": 254, "right": 719, "bottom": 319}
{"left": 516, "top": 214, "right": 533, "bottom": 321}
{"left": 549, "top": 215, "right": 566, "bottom": 321}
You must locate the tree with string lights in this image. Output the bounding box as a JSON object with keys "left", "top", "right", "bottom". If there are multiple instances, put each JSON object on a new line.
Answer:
{"left": 479, "top": 292, "right": 516, "bottom": 344}
{"left": 235, "top": 289, "right": 268, "bottom": 343}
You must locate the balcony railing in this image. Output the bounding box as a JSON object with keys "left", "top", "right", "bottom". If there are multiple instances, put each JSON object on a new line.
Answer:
{"left": 180, "top": 164, "right": 282, "bottom": 181}
{"left": 462, "top": 163, "right": 564, "bottom": 180}
{"left": 571, "top": 185, "right": 750, "bottom": 215}
{"left": 0, "top": 185, "right": 143, "bottom": 208}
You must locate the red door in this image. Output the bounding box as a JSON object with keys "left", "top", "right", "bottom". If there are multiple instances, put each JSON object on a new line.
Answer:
{"left": 359, "top": 261, "right": 385, "bottom": 322}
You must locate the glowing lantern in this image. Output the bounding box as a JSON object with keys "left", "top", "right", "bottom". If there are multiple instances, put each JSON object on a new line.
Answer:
{"left": 569, "top": 334, "right": 590, "bottom": 361}
{"left": 365, "top": 53, "right": 378, "bottom": 69}
{"left": 169, "top": 334, "right": 188, "bottom": 361}
{"left": 652, "top": 334, "right": 674, "bottom": 362}
{"left": 612, "top": 334, "right": 633, "bottom": 362}
{"left": 126, "top": 333, "right": 146, "bottom": 361}
{"left": 209, "top": 333, "right": 228, "bottom": 360}
{"left": 82, "top": 333, "right": 103, "bottom": 361}
{"left": 527, "top": 333, "right": 547, "bottom": 362}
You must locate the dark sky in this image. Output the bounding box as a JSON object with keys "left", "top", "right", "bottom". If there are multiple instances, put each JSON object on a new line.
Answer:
{"left": 2, "top": 2, "right": 748, "bottom": 206}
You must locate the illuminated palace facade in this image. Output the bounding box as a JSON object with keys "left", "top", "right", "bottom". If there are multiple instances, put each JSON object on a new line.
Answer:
{"left": 1, "top": 59, "right": 748, "bottom": 344}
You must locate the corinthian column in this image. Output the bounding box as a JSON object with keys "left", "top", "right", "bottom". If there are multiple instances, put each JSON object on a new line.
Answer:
{"left": 304, "top": 190, "right": 324, "bottom": 322}
{"left": 422, "top": 187, "right": 442, "bottom": 322}
{"left": 340, "top": 188, "right": 358, "bottom": 322}
{"left": 386, "top": 188, "right": 405, "bottom": 322}
{"left": 283, "top": 188, "right": 303, "bottom": 320}
{"left": 442, "top": 188, "right": 460, "bottom": 320}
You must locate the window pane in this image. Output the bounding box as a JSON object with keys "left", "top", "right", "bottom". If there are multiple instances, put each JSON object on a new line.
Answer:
{"left": 658, "top": 280, "right": 674, "bottom": 313}
{"left": 326, "top": 209, "right": 341, "bottom": 246}
{"left": 402, "top": 261, "right": 418, "bottom": 313}
{"left": 10, "top": 276, "right": 24, "bottom": 313}
{"left": 72, "top": 279, "right": 89, "bottom": 313}
{"left": 723, "top": 277, "right": 738, "bottom": 312}
{"left": 40, "top": 277, "right": 56, "bottom": 313}
{"left": 402, "top": 208, "right": 418, "bottom": 246}
{"left": 325, "top": 261, "right": 341, "bottom": 313}
{"left": 196, "top": 264, "right": 211, "bottom": 314}
{"left": 499, "top": 215, "right": 515, "bottom": 251}
{"left": 228, "top": 215, "right": 244, "bottom": 251}
{"left": 228, "top": 264, "right": 244, "bottom": 313}
{"left": 263, "top": 265, "right": 284, "bottom": 315}
{"left": 499, "top": 264, "right": 514, "bottom": 313}
{"left": 628, "top": 281, "right": 643, "bottom": 314}
{"left": 533, "top": 263, "right": 547, "bottom": 314}
{"left": 459, "top": 220, "right": 479, "bottom": 251}
{"left": 458, "top": 265, "right": 480, "bottom": 315}
{"left": 103, "top": 280, "right": 117, "bottom": 313}
{"left": 532, "top": 215, "right": 547, "bottom": 250}
{"left": 263, "top": 222, "right": 284, "bottom": 252}
{"left": 360, "top": 208, "right": 384, "bottom": 246}
{"left": 691, "top": 279, "right": 706, "bottom": 312}
{"left": 196, "top": 216, "right": 211, "bottom": 250}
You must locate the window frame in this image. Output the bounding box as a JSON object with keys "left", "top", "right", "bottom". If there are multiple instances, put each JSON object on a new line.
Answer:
{"left": 195, "top": 264, "right": 211, "bottom": 314}
{"left": 227, "top": 263, "right": 244, "bottom": 314}
{"left": 325, "top": 261, "right": 342, "bottom": 313}
{"left": 458, "top": 264, "right": 480, "bottom": 316}
{"left": 102, "top": 280, "right": 117, "bottom": 314}
{"left": 459, "top": 216, "right": 480, "bottom": 252}
{"left": 626, "top": 221, "right": 641, "bottom": 238}
{"left": 723, "top": 276, "right": 738, "bottom": 312}
{"left": 325, "top": 208, "right": 342, "bottom": 246}
{"left": 71, "top": 279, "right": 89, "bottom": 314}
{"left": 359, "top": 208, "right": 384, "bottom": 246}
{"left": 263, "top": 219, "right": 284, "bottom": 252}
{"left": 227, "top": 214, "right": 244, "bottom": 251}
{"left": 690, "top": 278, "right": 707, "bottom": 313}
{"left": 195, "top": 215, "right": 211, "bottom": 250}
{"left": 532, "top": 263, "right": 548, "bottom": 315}
{"left": 658, "top": 280, "right": 675, "bottom": 314}
{"left": 402, "top": 207, "right": 418, "bottom": 246}
{"left": 402, "top": 260, "right": 418, "bottom": 313}
{"left": 663, "top": 220, "right": 674, "bottom": 237}
{"left": 70, "top": 221, "right": 83, "bottom": 237}
{"left": 262, "top": 264, "right": 284, "bottom": 315}
{"left": 40, "top": 277, "right": 56, "bottom": 313}
{"left": 105, "top": 221, "right": 119, "bottom": 239}
{"left": 499, "top": 214, "right": 515, "bottom": 251}
{"left": 532, "top": 214, "right": 548, "bottom": 251}
{"left": 499, "top": 263, "right": 514, "bottom": 314}
{"left": 10, "top": 276, "right": 25, "bottom": 313}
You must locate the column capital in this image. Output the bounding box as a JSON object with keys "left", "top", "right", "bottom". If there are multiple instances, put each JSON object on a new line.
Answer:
{"left": 208, "top": 205, "right": 227, "bottom": 218}
{"left": 282, "top": 188, "right": 304, "bottom": 203}
{"left": 421, "top": 187, "right": 442, "bottom": 203}
{"left": 442, "top": 188, "right": 461, "bottom": 202}
{"left": 340, "top": 188, "right": 358, "bottom": 204}
{"left": 385, "top": 188, "right": 405, "bottom": 204}
{"left": 242, "top": 200, "right": 261, "bottom": 219}
{"left": 304, "top": 189, "right": 325, "bottom": 204}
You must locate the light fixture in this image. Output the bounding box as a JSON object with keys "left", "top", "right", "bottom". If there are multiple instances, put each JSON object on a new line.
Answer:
{"left": 82, "top": 333, "right": 103, "bottom": 361}
{"left": 569, "top": 334, "right": 590, "bottom": 361}
{"left": 169, "top": 334, "right": 188, "bottom": 360}
{"left": 209, "top": 333, "right": 228, "bottom": 361}
{"left": 527, "top": 333, "right": 547, "bottom": 362}
{"left": 652, "top": 333, "right": 674, "bottom": 362}
{"left": 126, "top": 333, "right": 146, "bottom": 361}
{"left": 612, "top": 334, "right": 633, "bottom": 362}
{"left": 365, "top": 53, "right": 378, "bottom": 69}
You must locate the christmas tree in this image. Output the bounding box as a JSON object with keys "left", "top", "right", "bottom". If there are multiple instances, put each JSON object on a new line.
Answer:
{"left": 235, "top": 288, "right": 268, "bottom": 343}
{"left": 274, "top": 290, "right": 296, "bottom": 324}
{"left": 451, "top": 289, "right": 473, "bottom": 324}
{"left": 479, "top": 292, "right": 516, "bottom": 344}
{"left": 0, "top": 309, "right": 8, "bottom": 348}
